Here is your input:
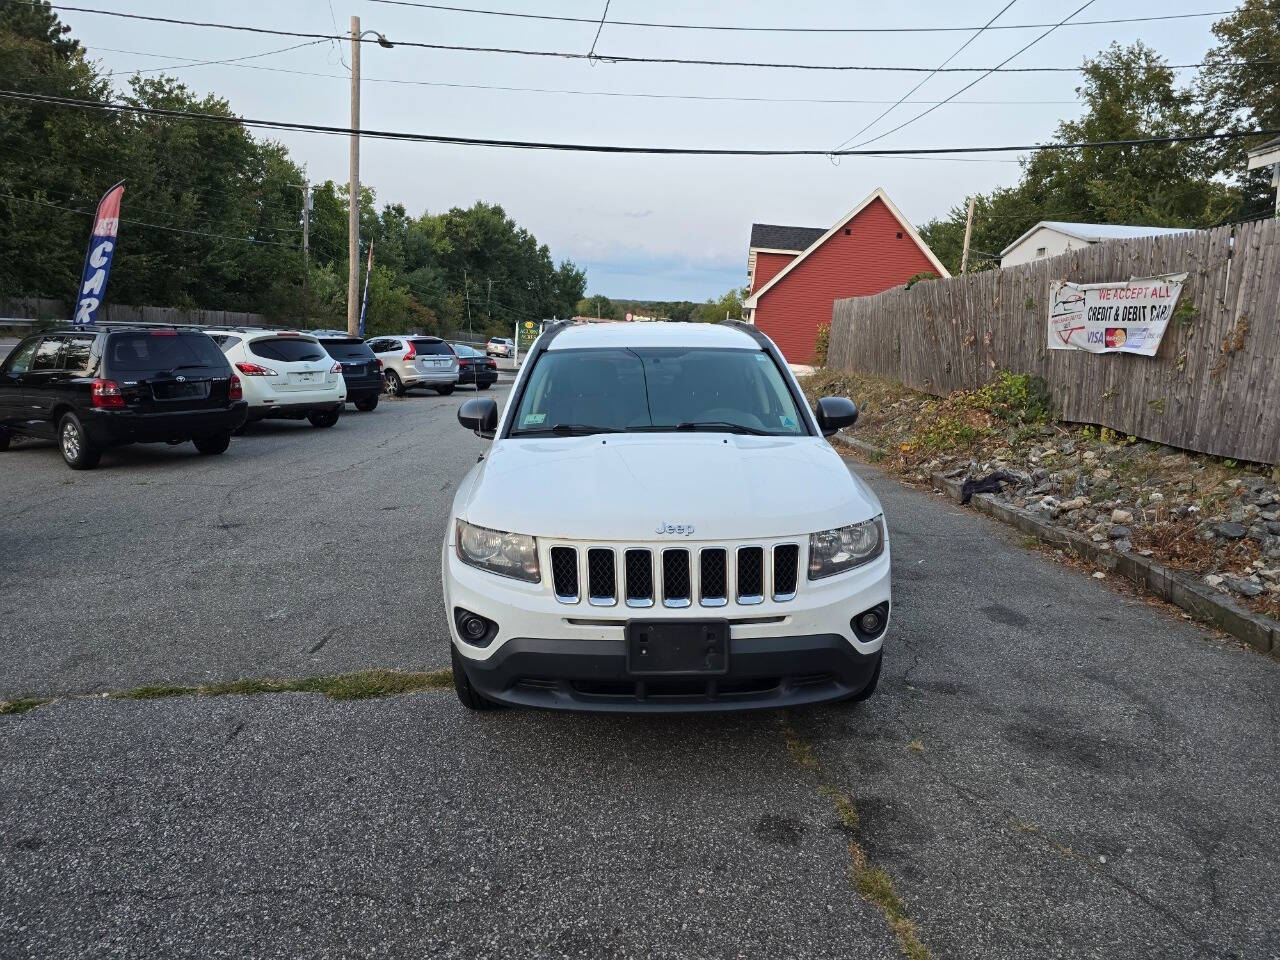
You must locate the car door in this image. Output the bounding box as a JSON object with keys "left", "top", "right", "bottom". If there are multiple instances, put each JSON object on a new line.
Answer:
{"left": 0, "top": 337, "right": 40, "bottom": 432}
{"left": 20, "top": 336, "right": 67, "bottom": 437}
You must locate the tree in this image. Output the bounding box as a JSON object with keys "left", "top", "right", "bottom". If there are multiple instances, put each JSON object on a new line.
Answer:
{"left": 919, "top": 41, "right": 1241, "bottom": 274}
{"left": 1197, "top": 0, "right": 1280, "bottom": 216}
{"left": 576, "top": 294, "right": 617, "bottom": 319}
{"left": 690, "top": 286, "right": 747, "bottom": 323}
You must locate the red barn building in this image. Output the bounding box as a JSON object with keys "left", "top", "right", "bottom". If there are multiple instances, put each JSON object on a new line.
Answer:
{"left": 743, "top": 188, "right": 949, "bottom": 363}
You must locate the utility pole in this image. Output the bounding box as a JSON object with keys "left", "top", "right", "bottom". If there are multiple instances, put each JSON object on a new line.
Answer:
{"left": 486, "top": 278, "right": 493, "bottom": 333}
{"left": 464, "top": 271, "right": 473, "bottom": 342}
{"left": 301, "top": 178, "right": 311, "bottom": 326}
{"left": 959, "top": 196, "right": 976, "bottom": 274}
{"left": 346, "top": 15, "right": 361, "bottom": 336}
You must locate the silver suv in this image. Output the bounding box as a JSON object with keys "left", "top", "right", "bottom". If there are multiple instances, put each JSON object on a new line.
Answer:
{"left": 366, "top": 335, "right": 458, "bottom": 396}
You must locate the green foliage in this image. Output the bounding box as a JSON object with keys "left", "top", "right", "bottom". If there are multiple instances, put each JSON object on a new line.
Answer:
{"left": 972, "top": 372, "right": 1052, "bottom": 424}
{"left": 0, "top": 5, "right": 586, "bottom": 332}
{"left": 917, "top": 416, "right": 988, "bottom": 451}
{"left": 904, "top": 272, "right": 937, "bottom": 289}
{"left": 689, "top": 286, "right": 748, "bottom": 324}
{"left": 576, "top": 294, "right": 618, "bottom": 320}
{"left": 814, "top": 324, "right": 831, "bottom": 366}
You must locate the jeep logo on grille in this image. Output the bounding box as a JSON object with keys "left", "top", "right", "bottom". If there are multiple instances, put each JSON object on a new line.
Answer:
{"left": 655, "top": 522, "right": 695, "bottom": 537}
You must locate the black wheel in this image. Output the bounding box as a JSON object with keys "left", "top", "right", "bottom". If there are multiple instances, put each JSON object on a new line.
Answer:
{"left": 193, "top": 432, "right": 231, "bottom": 455}
{"left": 849, "top": 652, "right": 882, "bottom": 703}
{"left": 0, "top": 429, "right": 9, "bottom": 451}
{"left": 307, "top": 408, "right": 341, "bottom": 428}
{"left": 58, "top": 412, "right": 101, "bottom": 470}
{"left": 451, "top": 645, "right": 497, "bottom": 711}
{"left": 383, "top": 370, "right": 405, "bottom": 397}
{"left": 354, "top": 396, "right": 379, "bottom": 412}
{"left": 477, "top": 382, "right": 492, "bottom": 391}
{"left": 435, "top": 385, "right": 455, "bottom": 396}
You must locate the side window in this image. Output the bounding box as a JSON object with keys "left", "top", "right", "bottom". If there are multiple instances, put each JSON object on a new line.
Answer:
{"left": 2, "top": 338, "right": 40, "bottom": 376}
{"left": 367, "top": 339, "right": 385, "bottom": 353}
{"left": 30, "top": 337, "right": 65, "bottom": 372}
{"left": 63, "top": 335, "right": 96, "bottom": 374}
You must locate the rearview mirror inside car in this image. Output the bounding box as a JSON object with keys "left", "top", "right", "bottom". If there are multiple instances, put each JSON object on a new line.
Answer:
{"left": 458, "top": 397, "right": 499, "bottom": 438}
{"left": 814, "top": 396, "right": 858, "bottom": 437}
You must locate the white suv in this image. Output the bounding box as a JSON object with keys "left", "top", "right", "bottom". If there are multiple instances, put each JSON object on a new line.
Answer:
{"left": 206, "top": 329, "right": 345, "bottom": 429}
{"left": 366, "top": 335, "right": 458, "bottom": 396}
{"left": 442, "top": 321, "right": 889, "bottom": 713}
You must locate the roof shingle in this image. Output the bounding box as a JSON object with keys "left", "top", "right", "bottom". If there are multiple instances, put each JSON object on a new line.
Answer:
{"left": 749, "top": 223, "right": 825, "bottom": 252}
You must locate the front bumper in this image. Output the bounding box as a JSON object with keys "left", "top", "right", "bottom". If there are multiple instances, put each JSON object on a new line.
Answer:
{"left": 457, "top": 633, "right": 881, "bottom": 713}
{"left": 85, "top": 402, "right": 248, "bottom": 445}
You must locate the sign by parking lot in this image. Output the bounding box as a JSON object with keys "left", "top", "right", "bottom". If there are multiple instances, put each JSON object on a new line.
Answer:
{"left": 515, "top": 319, "right": 542, "bottom": 361}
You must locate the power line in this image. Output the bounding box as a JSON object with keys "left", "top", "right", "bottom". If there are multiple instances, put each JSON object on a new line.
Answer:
{"left": 587, "top": 0, "right": 610, "bottom": 61}
{"left": 96, "top": 39, "right": 327, "bottom": 79}
{"left": 8, "top": 3, "right": 1261, "bottom": 74}
{"left": 832, "top": 0, "right": 1018, "bottom": 153}
{"left": 367, "top": 1, "right": 1233, "bottom": 34}
{"left": 1, "top": 88, "right": 1274, "bottom": 158}
{"left": 0, "top": 192, "right": 299, "bottom": 246}
{"left": 850, "top": 0, "right": 1099, "bottom": 150}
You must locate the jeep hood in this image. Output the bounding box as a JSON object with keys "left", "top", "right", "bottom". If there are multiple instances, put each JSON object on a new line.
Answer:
{"left": 455, "top": 434, "right": 882, "bottom": 542}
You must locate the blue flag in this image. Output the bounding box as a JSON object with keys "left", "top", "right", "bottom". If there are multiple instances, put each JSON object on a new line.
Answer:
{"left": 74, "top": 181, "right": 125, "bottom": 326}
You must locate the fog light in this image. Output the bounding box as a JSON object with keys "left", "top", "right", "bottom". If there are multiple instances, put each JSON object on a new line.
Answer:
{"left": 851, "top": 601, "right": 890, "bottom": 641}
{"left": 453, "top": 607, "right": 497, "bottom": 647}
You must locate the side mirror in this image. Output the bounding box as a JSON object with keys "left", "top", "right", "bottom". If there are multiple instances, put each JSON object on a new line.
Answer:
{"left": 458, "top": 397, "right": 499, "bottom": 438}
{"left": 814, "top": 396, "right": 858, "bottom": 437}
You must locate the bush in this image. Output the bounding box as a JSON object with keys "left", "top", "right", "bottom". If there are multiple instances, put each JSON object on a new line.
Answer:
{"left": 814, "top": 324, "right": 830, "bottom": 366}
{"left": 972, "top": 372, "right": 1051, "bottom": 423}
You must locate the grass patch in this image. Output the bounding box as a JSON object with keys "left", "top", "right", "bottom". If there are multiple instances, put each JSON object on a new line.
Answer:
{"left": 0, "top": 697, "right": 50, "bottom": 716}
{"left": 820, "top": 785, "right": 861, "bottom": 829}
{"left": 111, "top": 669, "right": 453, "bottom": 703}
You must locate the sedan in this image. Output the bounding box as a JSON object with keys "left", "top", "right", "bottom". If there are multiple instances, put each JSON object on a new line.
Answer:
{"left": 451, "top": 344, "right": 498, "bottom": 390}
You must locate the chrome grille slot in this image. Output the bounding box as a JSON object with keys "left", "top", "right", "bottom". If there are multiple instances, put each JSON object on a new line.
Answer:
{"left": 624, "top": 549, "right": 654, "bottom": 607}
{"left": 699, "top": 548, "right": 727, "bottom": 607}
{"left": 736, "top": 546, "right": 765, "bottom": 605}
{"left": 587, "top": 548, "right": 617, "bottom": 606}
{"left": 772, "top": 544, "right": 799, "bottom": 601}
{"left": 550, "top": 546, "right": 579, "bottom": 604}
{"left": 662, "top": 549, "right": 691, "bottom": 608}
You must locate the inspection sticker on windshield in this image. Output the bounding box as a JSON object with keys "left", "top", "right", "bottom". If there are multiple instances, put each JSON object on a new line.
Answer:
{"left": 522, "top": 413, "right": 546, "bottom": 426}
{"left": 781, "top": 415, "right": 797, "bottom": 429}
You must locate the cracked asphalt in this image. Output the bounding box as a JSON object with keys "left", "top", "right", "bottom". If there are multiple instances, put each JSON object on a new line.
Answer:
{"left": 3, "top": 392, "right": 1279, "bottom": 959}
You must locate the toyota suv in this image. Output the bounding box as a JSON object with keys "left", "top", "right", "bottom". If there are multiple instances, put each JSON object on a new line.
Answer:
{"left": 0, "top": 325, "right": 247, "bottom": 469}
{"left": 442, "top": 321, "right": 889, "bottom": 713}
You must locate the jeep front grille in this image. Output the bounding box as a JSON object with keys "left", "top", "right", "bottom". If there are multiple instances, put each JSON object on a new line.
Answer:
{"left": 550, "top": 546, "right": 578, "bottom": 603}
{"left": 662, "top": 549, "right": 692, "bottom": 608}
{"left": 587, "top": 548, "right": 616, "bottom": 606}
{"left": 737, "top": 546, "right": 764, "bottom": 605}
{"left": 547, "top": 541, "right": 801, "bottom": 608}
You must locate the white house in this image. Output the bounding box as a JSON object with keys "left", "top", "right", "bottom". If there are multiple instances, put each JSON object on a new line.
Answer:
{"left": 1247, "top": 135, "right": 1280, "bottom": 217}
{"left": 999, "top": 221, "right": 1195, "bottom": 268}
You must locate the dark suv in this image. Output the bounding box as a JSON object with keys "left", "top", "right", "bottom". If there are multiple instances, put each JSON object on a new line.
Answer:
{"left": 0, "top": 326, "right": 248, "bottom": 469}
{"left": 315, "top": 335, "right": 382, "bottom": 411}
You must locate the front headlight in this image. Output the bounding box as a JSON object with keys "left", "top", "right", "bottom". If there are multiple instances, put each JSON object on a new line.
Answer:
{"left": 808, "top": 516, "right": 884, "bottom": 580}
{"left": 455, "top": 519, "right": 540, "bottom": 583}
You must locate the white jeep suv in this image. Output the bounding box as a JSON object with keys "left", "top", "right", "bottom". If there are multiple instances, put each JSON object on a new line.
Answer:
{"left": 442, "top": 321, "right": 890, "bottom": 713}
{"left": 206, "top": 329, "right": 345, "bottom": 429}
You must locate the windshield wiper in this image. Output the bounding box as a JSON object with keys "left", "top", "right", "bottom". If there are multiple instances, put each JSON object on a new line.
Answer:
{"left": 153, "top": 364, "right": 207, "bottom": 377}
{"left": 516, "top": 423, "right": 624, "bottom": 436}
{"left": 674, "top": 421, "right": 770, "bottom": 436}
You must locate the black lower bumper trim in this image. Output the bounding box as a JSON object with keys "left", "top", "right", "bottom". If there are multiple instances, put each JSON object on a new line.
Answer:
{"left": 459, "top": 633, "right": 880, "bottom": 713}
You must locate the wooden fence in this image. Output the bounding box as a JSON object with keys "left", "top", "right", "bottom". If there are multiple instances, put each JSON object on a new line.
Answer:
{"left": 828, "top": 217, "right": 1280, "bottom": 464}
{"left": 0, "top": 297, "right": 267, "bottom": 329}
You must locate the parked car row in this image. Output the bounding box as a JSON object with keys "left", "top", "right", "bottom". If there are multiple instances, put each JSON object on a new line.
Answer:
{"left": 0, "top": 323, "right": 501, "bottom": 470}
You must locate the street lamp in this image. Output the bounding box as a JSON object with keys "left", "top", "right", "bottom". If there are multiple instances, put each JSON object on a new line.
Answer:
{"left": 347, "top": 17, "right": 394, "bottom": 335}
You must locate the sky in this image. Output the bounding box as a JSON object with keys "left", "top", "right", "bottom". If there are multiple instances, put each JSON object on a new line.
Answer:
{"left": 62, "top": 0, "right": 1228, "bottom": 301}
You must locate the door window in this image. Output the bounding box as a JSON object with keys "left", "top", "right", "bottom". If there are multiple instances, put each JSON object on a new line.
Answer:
{"left": 2, "top": 339, "right": 40, "bottom": 375}
{"left": 30, "top": 337, "right": 65, "bottom": 371}
{"left": 63, "top": 335, "right": 96, "bottom": 374}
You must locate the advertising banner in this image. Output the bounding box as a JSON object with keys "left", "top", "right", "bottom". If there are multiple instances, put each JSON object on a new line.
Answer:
{"left": 74, "top": 181, "right": 125, "bottom": 326}
{"left": 1048, "top": 273, "right": 1186, "bottom": 356}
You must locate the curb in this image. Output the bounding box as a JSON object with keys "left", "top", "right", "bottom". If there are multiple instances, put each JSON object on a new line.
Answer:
{"left": 836, "top": 436, "right": 1279, "bottom": 657}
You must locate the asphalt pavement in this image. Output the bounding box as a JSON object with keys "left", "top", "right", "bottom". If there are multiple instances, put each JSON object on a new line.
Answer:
{"left": 2, "top": 393, "right": 1279, "bottom": 959}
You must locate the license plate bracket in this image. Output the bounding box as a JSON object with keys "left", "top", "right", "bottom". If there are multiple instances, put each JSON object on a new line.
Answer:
{"left": 625, "top": 620, "right": 729, "bottom": 676}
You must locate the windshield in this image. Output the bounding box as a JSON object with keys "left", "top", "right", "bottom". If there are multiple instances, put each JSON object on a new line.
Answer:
{"left": 105, "top": 332, "right": 228, "bottom": 373}
{"left": 319, "top": 339, "right": 376, "bottom": 361}
{"left": 510, "top": 346, "right": 808, "bottom": 437}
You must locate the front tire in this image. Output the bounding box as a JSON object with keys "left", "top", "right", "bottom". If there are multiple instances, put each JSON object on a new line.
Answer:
{"left": 435, "top": 385, "right": 455, "bottom": 396}
{"left": 451, "top": 645, "right": 497, "bottom": 711}
{"left": 354, "top": 396, "right": 379, "bottom": 412}
{"left": 0, "top": 429, "right": 9, "bottom": 451}
{"left": 308, "top": 408, "right": 341, "bottom": 428}
{"left": 383, "top": 370, "right": 405, "bottom": 397}
{"left": 193, "top": 432, "right": 232, "bottom": 455}
{"left": 58, "top": 413, "right": 101, "bottom": 470}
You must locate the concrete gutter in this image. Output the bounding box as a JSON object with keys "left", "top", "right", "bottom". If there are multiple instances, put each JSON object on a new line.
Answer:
{"left": 840, "top": 436, "right": 1279, "bottom": 658}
